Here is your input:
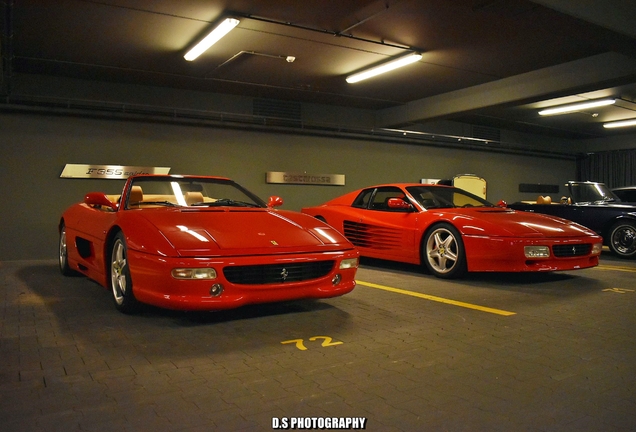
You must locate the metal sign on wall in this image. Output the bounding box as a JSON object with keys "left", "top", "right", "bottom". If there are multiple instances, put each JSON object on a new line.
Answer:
{"left": 60, "top": 164, "right": 171, "bottom": 179}
{"left": 266, "top": 171, "right": 345, "bottom": 186}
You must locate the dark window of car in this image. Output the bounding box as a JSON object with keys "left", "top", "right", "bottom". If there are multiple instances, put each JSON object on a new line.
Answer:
{"left": 613, "top": 188, "right": 636, "bottom": 203}
{"left": 569, "top": 182, "right": 618, "bottom": 203}
{"left": 406, "top": 186, "right": 493, "bottom": 208}
{"left": 352, "top": 188, "right": 375, "bottom": 209}
{"left": 368, "top": 187, "right": 411, "bottom": 212}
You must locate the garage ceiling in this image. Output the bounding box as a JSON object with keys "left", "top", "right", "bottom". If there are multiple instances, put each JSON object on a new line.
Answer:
{"left": 3, "top": 0, "right": 636, "bottom": 139}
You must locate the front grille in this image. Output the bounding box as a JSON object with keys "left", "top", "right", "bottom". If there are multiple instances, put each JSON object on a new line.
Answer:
{"left": 223, "top": 261, "right": 335, "bottom": 285}
{"left": 552, "top": 244, "right": 592, "bottom": 257}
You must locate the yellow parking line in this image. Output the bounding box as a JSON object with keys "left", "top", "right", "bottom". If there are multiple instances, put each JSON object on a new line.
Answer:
{"left": 356, "top": 280, "right": 516, "bottom": 316}
{"left": 594, "top": 264, "right": 636, "bottom": 273}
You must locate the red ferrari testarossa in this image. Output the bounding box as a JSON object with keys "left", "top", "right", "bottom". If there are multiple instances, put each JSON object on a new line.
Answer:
{"left": 301, "top": 183, "right": 602, "bottom": 279}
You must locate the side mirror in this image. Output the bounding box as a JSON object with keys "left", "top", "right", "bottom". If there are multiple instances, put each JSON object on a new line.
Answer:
{"left": 497, "top": 200, "right": 507, "bottom": 208}
{"left": 387, "top": 197, "right": 413, "bottom": 210}
{"left": 267, "top": 196, "right": 284, "bottom": 208}
{"left": 84, "top": 192, "right": 118, "bottom": 211}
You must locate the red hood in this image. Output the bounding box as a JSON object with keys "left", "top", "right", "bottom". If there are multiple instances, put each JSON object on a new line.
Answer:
{"left": 435, "top": 208, "right": 598, "bottom": 238}
{"left": 135, "top": 208, "right": 351, "bottom": 256}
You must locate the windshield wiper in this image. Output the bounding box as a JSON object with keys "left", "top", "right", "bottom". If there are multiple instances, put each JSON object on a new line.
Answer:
{"left": 192, "top": 198, "right": 260, "bottom": 208}
{"left": 137, "top": 201, "right": 178, "bottom": 207}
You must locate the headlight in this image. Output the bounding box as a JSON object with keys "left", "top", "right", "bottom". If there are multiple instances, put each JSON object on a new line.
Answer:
{"left": 524, "top": 246, "right": 550, "bottom": 258}
{"left": 339, "top": 258, "right": 359, "bottom": 269}
{"left": 591, "top": 242, "right": 603, "bottom": 255}
{"left": 171, "top": 268, "right": 217, "bottom": 279}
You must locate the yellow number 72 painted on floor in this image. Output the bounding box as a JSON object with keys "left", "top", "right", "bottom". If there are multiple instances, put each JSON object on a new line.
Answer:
{"left": 281, "top": 336, "right": 343, "bottom": 351}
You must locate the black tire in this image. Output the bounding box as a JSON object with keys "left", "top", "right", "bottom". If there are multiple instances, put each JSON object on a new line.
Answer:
{"left": 59, "top": 224, "right": 77, "bottom": 276}
{"left": 608, "top": 221, "right": 636, "bottom": 259}
{"left": 109, "top": 232, "right": 141, "bottom": 313}
{"left": 422, "top": 223, "right": 467, "bottom": 279}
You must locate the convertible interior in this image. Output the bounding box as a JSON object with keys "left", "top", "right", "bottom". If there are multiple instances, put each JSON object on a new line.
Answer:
{"left": 101, "top": 186, "right": 216, "bottom": 209}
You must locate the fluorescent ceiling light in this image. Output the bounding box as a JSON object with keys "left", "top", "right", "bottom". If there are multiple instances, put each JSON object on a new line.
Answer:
{"left": 603, "top": 118, "right": 636, "bottom": 129}
{"left": 538, "top": 98, "right": 616, "bottom": 116}
{"left": 346, "top": 53, "right": 422, "bottom": 84}
{"left": 184, "top": 18, "right": 240, "bottom": 61}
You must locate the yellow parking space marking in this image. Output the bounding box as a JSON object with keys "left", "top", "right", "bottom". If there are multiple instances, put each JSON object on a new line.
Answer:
{"left": 594, "top": 264, "right": 636, "bottom": 273}
{"left": 602, "top": 288, "right": 635, "bottom": 294}
{"left": 356, "top": 280, "right": 516, "bottom": 316}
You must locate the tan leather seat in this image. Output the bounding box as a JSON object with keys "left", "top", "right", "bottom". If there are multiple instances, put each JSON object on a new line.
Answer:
{"left": 185, "top": 191, "right": 204, "bottom": 206}
{"left": 128, "top": 185, "right": 143, "bottom": 206}
{"left": 536, "top": 195, "right": 552, "bottom": 204}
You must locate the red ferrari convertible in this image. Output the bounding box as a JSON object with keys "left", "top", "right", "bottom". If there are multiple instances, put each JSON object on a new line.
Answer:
{"left": 59, "top": 175, "right": 359, "bottom": 313}
{"left": 301, "top": 183, "right": 603, "bottom": 279}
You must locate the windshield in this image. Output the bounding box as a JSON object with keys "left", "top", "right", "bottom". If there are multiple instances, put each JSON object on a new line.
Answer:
{"left": 406, "top": 185, "right": 494, "bottom": 209}
{"left": 124, "top": 177, "right": 266, "bottom": 209}
{"left": 569, "top": 182, "right": 619, "bottom": 204}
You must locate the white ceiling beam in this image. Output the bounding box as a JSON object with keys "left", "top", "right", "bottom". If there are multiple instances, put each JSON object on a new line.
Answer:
{"left": 375, "top": 52, "right": 636, "bottom": 127}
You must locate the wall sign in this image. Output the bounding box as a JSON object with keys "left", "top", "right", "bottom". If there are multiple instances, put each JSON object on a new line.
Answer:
{"left": 266, "top": 171, "right": 345, "bottom": 186}
{"left": 60, "top": 164, "right": 171, "bottom": 179}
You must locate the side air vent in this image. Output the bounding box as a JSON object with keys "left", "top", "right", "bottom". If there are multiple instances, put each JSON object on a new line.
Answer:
{"left": 253, "top": 98, "right": 301, "bottom": 126}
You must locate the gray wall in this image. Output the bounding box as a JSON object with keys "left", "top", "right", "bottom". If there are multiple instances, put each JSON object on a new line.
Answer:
{"left": 1, "top": 111, "right": 576, "bottom": 261}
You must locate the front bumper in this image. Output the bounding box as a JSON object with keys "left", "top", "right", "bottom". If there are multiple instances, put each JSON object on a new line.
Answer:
{"left": 126, "top": 249, "right": 359, "bottom": 311}
{"left": 463, "top": 235, "right": 602, "bottom": 272}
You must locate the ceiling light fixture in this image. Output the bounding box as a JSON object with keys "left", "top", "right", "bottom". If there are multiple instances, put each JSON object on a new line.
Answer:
{"left": 184, "top": 18, "right": 240, "bottom": 61}
{"left": 538, "top": 98, "right": 616, "bottom": 116}
{"left": 346, "top": 52, "right": 422, "bottom": 84}
{"left": 603, "top": 118, "right": 636, "bottom": 129}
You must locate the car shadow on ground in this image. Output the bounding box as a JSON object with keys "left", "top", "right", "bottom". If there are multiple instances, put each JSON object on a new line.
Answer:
{"left": 14, "top": 262, "right": 350, "bottom": 327}
{"left": 359, "top": 256, "right": 576, "bottom": 283}
{"left": 357, "top": 256, "right": 609, "bottom": 297}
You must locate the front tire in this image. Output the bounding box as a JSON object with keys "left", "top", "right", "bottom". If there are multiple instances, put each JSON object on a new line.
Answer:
{"left": 110, "top": 232, "right": 140, "bottom": 313}
{"left": 59, "top": 224, "right": 75, "bottom": 276}
{"left": 423, "top": 223, "right": 467, "bottom": 279}
{"left": 608, "top": 221, "right": 636, "bottom": 259}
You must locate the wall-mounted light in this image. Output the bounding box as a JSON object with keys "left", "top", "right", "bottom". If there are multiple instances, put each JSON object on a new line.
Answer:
{"left": 346, "top": 52, "right": 422, "bottom": 84}
{"left": 538, "top": 98, "right": 616, "bottom": 116}
{"left": 184, "top": 18, "right": 240, "bottom": 61}
{"left": 603, "top": 118, "right": 636, "bottom": 129}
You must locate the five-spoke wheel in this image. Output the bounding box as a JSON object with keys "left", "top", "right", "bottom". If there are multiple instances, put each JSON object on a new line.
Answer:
{"left": 58, "top": 224, "right": 74, "bottom": 276}
{"left": 423, "top": 223, "right": 467, "bottom": 279}
{"left": 110, "top": 232, "right": 140, "bottom": 313}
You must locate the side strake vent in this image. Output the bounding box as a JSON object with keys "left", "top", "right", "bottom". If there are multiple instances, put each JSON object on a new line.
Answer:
{"left": 343, "top": 220, "right": 402, "bottom": 250}
{"left": 253, "top": 98, "right": 301, "bottom": 126}
{"left": 471, "top": 125, "right": 501, "bottom": 143}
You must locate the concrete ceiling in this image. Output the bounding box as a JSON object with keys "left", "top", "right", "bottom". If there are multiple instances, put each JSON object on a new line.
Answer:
{"left": 3, "top": 0, "right": 636, "bottom": 139}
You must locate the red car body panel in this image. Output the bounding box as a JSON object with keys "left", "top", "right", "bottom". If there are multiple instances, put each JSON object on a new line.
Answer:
{"left": 59, "top": 175, "right": 358, "bottom": 311}
{"left": 302, "top": 183, "right": 602, "bottom": 274}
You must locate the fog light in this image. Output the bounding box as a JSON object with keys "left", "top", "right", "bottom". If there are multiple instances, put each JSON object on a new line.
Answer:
{"left": 339, "top": 258, "right": 359, "bottom": 269}
{"left": 591, "top": 242, "right": 603, "bottom": 255}
{"left": 210, "top": 283, "right": 223, "bottom": 296}
{"left": 524, "top": 246, "right": 550, "bottom": 258}
{"left": 332, "top": 274, "right": 342, "bottom": 285}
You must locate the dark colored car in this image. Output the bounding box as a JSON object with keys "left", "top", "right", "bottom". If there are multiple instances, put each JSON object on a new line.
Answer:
{"left": 612, "top": 186, "right": 636, "bottom": 203}
{"left": 509, "top": 181, "right": 636, "bottom": 259}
